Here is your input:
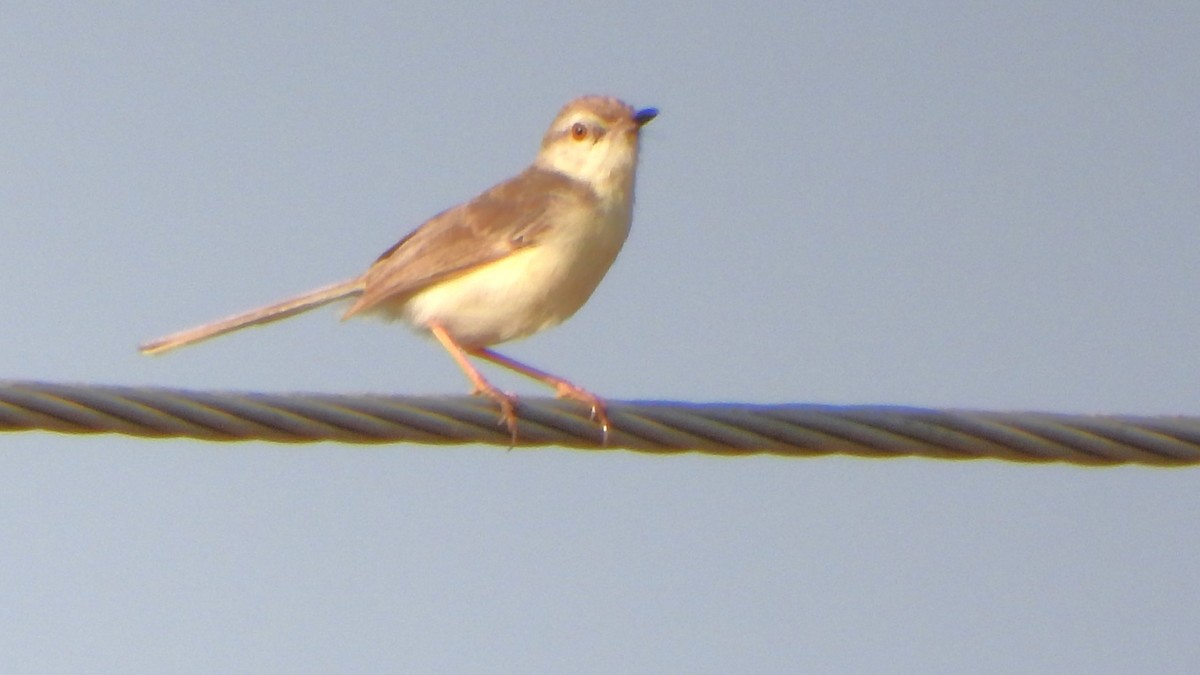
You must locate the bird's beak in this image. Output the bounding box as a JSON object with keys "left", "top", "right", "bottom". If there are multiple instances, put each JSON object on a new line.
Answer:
{"left": 634, "top": 107, "right": 658, "bottom": 127}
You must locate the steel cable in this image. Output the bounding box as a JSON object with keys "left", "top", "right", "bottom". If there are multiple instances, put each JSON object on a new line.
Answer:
{"left": 1, "top": 380, "right": 1197, "bottom": 465}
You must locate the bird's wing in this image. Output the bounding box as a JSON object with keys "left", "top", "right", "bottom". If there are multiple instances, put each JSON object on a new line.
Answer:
{"left": 343, "top": 167, "right": 596, "bottom": 317}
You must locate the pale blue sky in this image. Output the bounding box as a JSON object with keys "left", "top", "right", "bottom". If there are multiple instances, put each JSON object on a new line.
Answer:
{"left": 2, "top": 2, "right": 1198, "bottom": 673}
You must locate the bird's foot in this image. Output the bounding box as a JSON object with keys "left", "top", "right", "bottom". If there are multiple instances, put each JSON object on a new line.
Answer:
{"left": 473, "top": 385, "right": 520, "bottom": 445}
{"left": 552, "top": 382, "right": 610, "bottom": 444}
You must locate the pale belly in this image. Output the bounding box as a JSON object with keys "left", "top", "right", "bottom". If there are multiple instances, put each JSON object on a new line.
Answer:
{"left": 394, "top": 225, "right": 627, "bottom": 347}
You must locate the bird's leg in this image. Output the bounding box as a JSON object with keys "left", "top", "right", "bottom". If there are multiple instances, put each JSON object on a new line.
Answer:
{"left": 468, "top": 347, "right": 610, "bottom": 443}
{"left": 428, "top": 323, "right": 519, "bottom": 442}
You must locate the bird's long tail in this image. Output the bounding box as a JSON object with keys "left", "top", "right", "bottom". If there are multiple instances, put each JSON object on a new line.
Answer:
{"left": 139, "top": 277, "right": 366, "bottom": 355}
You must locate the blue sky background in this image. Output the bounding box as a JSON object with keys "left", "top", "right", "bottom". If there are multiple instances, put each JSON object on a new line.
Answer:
{"left": 2, "top": 2, "right": 1198, "bottom": 672}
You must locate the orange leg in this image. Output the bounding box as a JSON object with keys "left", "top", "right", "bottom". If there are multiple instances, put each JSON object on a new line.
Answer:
{"left": 428, "top": 323, "right": 518, "bottom": 442}
{"left": 469, "top": 346, "right": 610, "bottom": 442}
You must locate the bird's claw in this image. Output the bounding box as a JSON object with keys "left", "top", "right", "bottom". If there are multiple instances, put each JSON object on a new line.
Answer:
{"left": 553, "top": 382, "right": 610, "bottom": 445}
{"left": 473, "top": 386, "right": 519, "bottom": 445}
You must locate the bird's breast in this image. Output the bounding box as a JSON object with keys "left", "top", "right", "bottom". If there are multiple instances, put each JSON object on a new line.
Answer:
{"left": 398, "top": 205, "right": 632, "bottom": 347}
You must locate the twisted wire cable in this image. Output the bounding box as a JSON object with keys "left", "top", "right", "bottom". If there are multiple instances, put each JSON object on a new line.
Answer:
{"left": 1, "top": 380, "right": 1197, "bottom": 465}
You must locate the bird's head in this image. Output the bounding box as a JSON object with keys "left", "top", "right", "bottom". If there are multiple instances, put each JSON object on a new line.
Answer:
{"left": 535, "top": 96, "right": 657, "bottom": 204}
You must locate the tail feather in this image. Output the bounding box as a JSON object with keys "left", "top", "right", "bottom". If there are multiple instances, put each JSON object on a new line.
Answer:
{"left": 139, "top": 277, "right": 365, "bottom": 355}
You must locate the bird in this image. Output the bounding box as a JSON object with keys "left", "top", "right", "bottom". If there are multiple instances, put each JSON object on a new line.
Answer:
{"left": 140, "top": 95, "right": 658, "bottom": 441}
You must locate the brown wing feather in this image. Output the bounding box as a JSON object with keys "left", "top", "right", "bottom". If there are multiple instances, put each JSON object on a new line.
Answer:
{"left": 343, "top": 167, "right": 593, "bottom": 317}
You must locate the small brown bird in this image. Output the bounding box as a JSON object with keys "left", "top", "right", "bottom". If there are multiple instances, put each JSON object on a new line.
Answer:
{"left": 140, "top": 95, "right": 658, "bottom": 439}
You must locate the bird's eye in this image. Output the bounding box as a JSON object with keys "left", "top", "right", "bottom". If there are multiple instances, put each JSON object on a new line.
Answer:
{"left": 570, "top": 122, "right": 589, "bottom": 141}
